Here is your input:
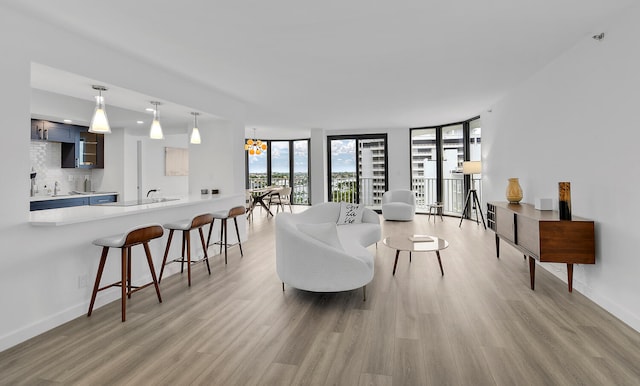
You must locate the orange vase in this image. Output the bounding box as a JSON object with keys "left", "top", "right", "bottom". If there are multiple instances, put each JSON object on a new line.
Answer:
{"left": 506, "top": 178, "right": 523, "bottom": 204}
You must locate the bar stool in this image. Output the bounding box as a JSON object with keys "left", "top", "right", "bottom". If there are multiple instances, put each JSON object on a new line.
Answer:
{"left": 87, "top": 224, "right": 164, "bottom": 322}
{"left": 206, "top": 206, "right": 245, "bottom": 264}
{"left": 159, "top": 213, "right": 214, "bottom": 286}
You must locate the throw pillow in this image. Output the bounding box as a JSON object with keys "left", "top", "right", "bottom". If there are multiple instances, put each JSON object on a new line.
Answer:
{"left": 337, "top": 202, "right": 364, "bottom": 225}
{"left": 296, "top": 222, "right": 343, "bottom": 250}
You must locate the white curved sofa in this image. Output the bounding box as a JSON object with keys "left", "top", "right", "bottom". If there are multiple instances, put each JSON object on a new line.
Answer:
{"left": 381, "top": 190, "right": 416, "bottom": 221}
{"left": 275, "top": 202, "right": 381, "bottom": 293}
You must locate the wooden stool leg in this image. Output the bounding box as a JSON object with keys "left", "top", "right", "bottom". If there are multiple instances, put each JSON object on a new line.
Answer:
{"left": 143, "top": 242, "right": 162, "bottom": 303}
{"left": 206, "top": 218, "right": 215, "bottom": 247}
{"left": 159, "top": 229, "right": 174, "bottom": 283}
{"left": 127, "top": 247, "right": 132, "bottom": 299}
{"left": 121, "top": 247, "right": 127, "bottom": 322}
{"left": 88, "top": 247, "right": 109, "bottom": 317}
{"left": 180, "top": 232, "right": 186, "bottom": 273}
{"left": 199, "top": 227, "right": 211, "bottom": 275}
{"left": 224, "top": 219, "right": 228, "bottom": 264}
{"left": 234, "top": 217, "right": 243, "bottom": 257}
{"left": 186, "top": 231, "right": 192, "bottom": 286}
{"left": 219, "top": 220, "right": 224, "bottom": 256}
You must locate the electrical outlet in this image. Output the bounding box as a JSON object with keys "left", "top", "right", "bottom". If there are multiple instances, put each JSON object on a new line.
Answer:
{"left": 77, "top": 274, "right": 89, "bottom": 288}
{"left": 68, "top": 175, "right": 74, "bottom": 182}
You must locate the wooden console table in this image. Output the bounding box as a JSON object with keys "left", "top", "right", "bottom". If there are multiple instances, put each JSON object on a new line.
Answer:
{"left": 487, "top": 202, "right": 595, "bottom": 292}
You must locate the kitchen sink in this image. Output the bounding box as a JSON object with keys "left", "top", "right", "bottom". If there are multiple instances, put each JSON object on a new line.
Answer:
{"left": 70, "top": 190, "right": 114, "bottom": 195}
{"left": 97, "top": 198, "right": 179, "bottom": 207}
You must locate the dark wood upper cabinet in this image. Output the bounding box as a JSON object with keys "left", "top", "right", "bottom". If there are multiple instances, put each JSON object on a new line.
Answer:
{"left": 30, "top": 119, "right": 104, "bottom": 169}
{"left": 61, "top": 128, "right": 105, "bottom": 169}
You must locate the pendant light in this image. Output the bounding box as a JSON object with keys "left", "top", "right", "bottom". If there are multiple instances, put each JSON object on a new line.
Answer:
{"left": 149, "top": 101, "right": 164, "bottom": 139}
{"left": 89, "top": 85, "right": 111, "bottom": 133}
{"left": 244, "top": 128, "right": 267, "bottom": 155}
{"left": 190, "top": 112, "right": 201, "bottom": 144}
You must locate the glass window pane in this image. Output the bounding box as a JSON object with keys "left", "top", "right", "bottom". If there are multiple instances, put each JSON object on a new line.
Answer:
{"left": 359, "top": 138, "right": 386, "bottom": 209}
{"left": 469, "top": 118, "right": 481, "bottom": 162}
{"left": 469, "top": 118, "right": 482, "bottom": 216}
{"left": 293, "top": 140, "right": 309, "bottom": 204}
{"left": 270, "top": 141, "right": 290, "bottom": 186}
{"left": 330, "top": 139, "right": 357, "bottom": 203}
{"left": 441, "top": 124, "right": 464, "bottom": 215}
{"left": 247, "top": 149, "right": 267, "bottom": 189}
{"left": 411, "top": 128, "right": 437, "bottom": 212}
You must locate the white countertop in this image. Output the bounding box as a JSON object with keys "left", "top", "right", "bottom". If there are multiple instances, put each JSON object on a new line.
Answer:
{"left": 30, "top": 192, "right": 119, "bottom": 202}
{"left": 29, "top": 193, "right": 237, "bottom": 226}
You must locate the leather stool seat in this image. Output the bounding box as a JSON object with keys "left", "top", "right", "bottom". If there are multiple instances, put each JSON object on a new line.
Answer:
{"left": 163, "top": 218, "right": 195, "bottom": 231}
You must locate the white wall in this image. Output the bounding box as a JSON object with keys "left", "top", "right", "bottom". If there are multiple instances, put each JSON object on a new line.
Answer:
{"left": 482, "top": 4, "right": 640, "bottom": 331}
{"left": 190, "top": 120, "right": 245, "bottom": 197}
{"left": 140, "top": 134, "right": 189, "bottom": 198}
{"left": 0, "top": 5, "right": 246, "bottom": 350}
{"left": 98, "top": 128, "right": 126, "bottom": 198}
{"left": 310, "top": 128, "right": 327, "bottom": 204}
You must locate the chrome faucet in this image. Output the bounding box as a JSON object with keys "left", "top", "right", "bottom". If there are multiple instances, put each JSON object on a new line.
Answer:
{"left": 30, "top": 170, "right": 37, "bottom": 197}
{"left": 54, "top": 181, "right": 60, "bottom": 196}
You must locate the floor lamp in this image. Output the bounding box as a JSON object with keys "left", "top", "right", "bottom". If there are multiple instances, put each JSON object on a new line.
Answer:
{"left": 459, "top": 161, "right": 486, "bottom": 229}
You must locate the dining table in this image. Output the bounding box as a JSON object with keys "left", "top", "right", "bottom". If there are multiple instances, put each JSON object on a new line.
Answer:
{"left": 247, "top": 186, "right": 282, "bottom": 218}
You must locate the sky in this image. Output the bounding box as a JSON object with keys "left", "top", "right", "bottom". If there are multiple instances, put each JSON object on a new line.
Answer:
{"left": 330, "top": 139, "right": 356, "bottom": 173}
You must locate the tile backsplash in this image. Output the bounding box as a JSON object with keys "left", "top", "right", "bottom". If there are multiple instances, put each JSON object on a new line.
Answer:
{"left": 30, "top": 141, "right": 93, "bottom": 195}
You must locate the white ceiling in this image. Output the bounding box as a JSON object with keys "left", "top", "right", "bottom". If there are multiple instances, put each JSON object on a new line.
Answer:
{"left": 9, "top": 0, "right": 637, "bottom": 134}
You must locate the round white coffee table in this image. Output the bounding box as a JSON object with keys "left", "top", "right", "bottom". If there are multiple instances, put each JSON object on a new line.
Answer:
{"left": 382, "top": 234, "right": 449, "bottom": 275}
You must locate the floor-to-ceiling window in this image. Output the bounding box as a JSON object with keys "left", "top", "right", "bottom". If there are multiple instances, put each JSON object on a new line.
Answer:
{"left": 270, "top": 141, "right": 290, "bottom": 186}
{"left": 467, "top": 117, "right": 482, "bottom": 221}
{"left": 293, "top": 140, "right": 310, "bottom": 204}
{"left": 410, "top": 128, "right": 437, "bottom": 210}
{"left": 327, "top": 134, "right": 388, "bottom": 210}
{"left": 245, "top": 138, "right": 310, "bottom": 205}
{"left": 247, "top": 148, "right": 268, "bottom": 189}
{"left": 410, "top": 117, "right": 481, "bottom": 216}
{"left": 441, "top": 123, "right": 465, "bottom": 214}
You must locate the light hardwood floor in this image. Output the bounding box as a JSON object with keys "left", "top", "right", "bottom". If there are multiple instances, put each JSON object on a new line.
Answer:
{"left": 2, "top": 207, "right": 640, "bottom": 385}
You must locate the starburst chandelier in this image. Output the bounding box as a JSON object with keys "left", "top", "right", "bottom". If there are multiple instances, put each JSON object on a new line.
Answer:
{"left": 244, "top": 128, "right": 267, "bottom": 155}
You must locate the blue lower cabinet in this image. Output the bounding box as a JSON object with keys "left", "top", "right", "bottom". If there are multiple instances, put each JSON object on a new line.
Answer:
{"left": 30, "top": 197, "right": 89, "bottom": 211}
{"left": 30, "top": 195, "right": 117, "bottom": 211}
{"left": 89, "top": 195, "right": 117, "bottom": 205}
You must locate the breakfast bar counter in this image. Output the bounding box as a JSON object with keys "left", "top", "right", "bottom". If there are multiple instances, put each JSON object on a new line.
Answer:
{"left": 29, "top": 193, "right": 240, "bottom": 226}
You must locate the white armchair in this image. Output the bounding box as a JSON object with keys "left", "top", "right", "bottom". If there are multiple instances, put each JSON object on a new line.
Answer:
{"left": 381, "top": 190, "right": 416, "bottom": 221}
{"left": 275, "top": 202, "right": 381, "bottom": 296}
